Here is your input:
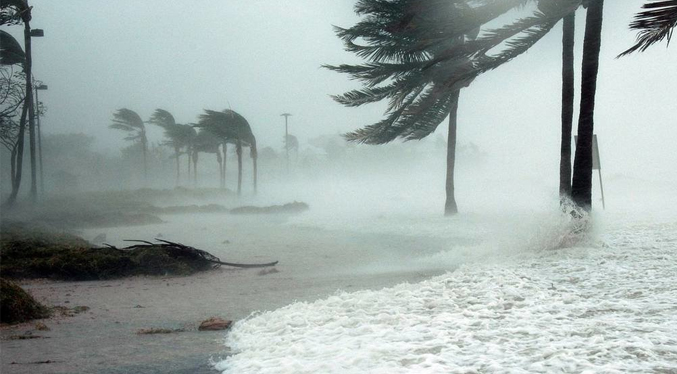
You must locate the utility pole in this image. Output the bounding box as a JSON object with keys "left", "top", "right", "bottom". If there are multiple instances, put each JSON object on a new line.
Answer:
{"left": 280, "top": 113, "right": 292, "bottom": 173}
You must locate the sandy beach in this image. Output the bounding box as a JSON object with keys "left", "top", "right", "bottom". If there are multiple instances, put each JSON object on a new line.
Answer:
{"left": 1, "top": 212, "right": 453, "bottom": 374}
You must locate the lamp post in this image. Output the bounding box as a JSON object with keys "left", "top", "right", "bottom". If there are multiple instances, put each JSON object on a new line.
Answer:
{"left": 280, "top": 113, "right": 292, "bottom": 173}
{"left": 35, "top": 83, "right": 48, "bottom": 195}
{"left": 25, "top": 21, "right": 44, "bottom": 201}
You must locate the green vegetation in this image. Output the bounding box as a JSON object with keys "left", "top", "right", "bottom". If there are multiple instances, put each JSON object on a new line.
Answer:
{"left": 0, "top": 278, "right": 51, "bottom": 324}
{"left": 0, "top": 225, "right": 216, "bottom": 281}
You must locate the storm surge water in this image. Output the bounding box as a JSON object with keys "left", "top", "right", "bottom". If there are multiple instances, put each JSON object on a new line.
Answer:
{"left": 213, "top": 171, "right": 677, "bottom": 373}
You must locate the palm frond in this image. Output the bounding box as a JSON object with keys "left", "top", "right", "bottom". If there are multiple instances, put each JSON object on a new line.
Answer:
{"left": 111, "top": 108, "right": 144, "bottom": 130}
{"left": 619, "top": 0, "right": 677, "bottom": 56}
{"left": 148, "top": 108, "right": 176, "bottom": 129}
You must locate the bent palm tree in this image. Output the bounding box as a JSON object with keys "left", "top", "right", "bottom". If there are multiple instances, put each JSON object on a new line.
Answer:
{"left": 197, "top": 109, "right": 257, "bottom": 195}
{"left": 110, "top": 108, "right": 148, "bottom": 180}
{"left": 327, "top": 0, "right": 574, "bottom": 215}
{"left": 149, "top": 109, "right": 196, "bottom": 186}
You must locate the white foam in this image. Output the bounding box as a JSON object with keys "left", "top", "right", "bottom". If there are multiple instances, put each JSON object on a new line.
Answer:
{"left": 214, "top": 212, "right": 677, "bottom": 373}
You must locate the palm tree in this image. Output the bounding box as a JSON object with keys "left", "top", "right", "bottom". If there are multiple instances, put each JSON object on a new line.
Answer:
{"left": 191, "top": 128, "right": 222, "bottom": 187}
{"left": 619, "top": 0, "right": 677, "bottom": 56}
{"left": 197, "top": 109, "right": 257, "bottom": 195}
{"left": 110, "top": 108, "right": 148, "bottom": 180}
{"left": 327, "top": 0, "right": 572, "bottom": 215}
{"left": 571, "top": 0, "right": 605, "bottom": 211}
{"left": 148, "top": 109, "right": 196, "bottom": 186}
{"left": 536, "top": 1, "right": 579, "bottom": 202}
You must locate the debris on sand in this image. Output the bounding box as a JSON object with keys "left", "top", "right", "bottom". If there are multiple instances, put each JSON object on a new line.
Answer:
{"left": 229, "top": 201, "right": 309, "bottom": 215}
{"left": 136, "top": 327, "right": 185, "bottom": 335}
{"left": 198, "top": 317, "right": 232, "bottom": 331}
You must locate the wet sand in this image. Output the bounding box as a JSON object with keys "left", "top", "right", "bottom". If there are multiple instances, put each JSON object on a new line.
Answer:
{"left": 1, "top": 213, "right": 453, "bottom": 374}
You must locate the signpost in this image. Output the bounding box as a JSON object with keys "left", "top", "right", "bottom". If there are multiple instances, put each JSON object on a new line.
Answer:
{"left": 575, "top": 134, "right": 605, "bottom": 209}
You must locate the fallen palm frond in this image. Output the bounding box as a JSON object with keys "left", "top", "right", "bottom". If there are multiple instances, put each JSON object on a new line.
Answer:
{"left": 107, "top": 239, "right": 279, "bottom": 269}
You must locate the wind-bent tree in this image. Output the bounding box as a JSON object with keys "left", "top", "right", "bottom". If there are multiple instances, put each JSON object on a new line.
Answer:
{"left": 197, "top": 109, "right": 257, "bottom": 195}
{"left": 110, "top": 108, "right": 148, "bottom": 180}
{"left": 619, "top": 0, "right": 677, "bottom": 56}
{"left": 327, "top": 0, "right": 575, "bottom": 215}
{"left": 148, "top": 109, "right": 196, "bottom": 186}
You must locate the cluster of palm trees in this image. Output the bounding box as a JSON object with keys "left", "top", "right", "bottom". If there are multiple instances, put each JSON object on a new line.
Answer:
{"left": 109, "top": 108, "right": 257, "bottom": 195}
{"left": 328, "top": 0, "right": 676, "bottom": 216}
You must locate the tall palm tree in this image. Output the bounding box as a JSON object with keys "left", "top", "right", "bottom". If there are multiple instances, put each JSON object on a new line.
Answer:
{"left": 110, "top": 108, "right": 148, "bottom": 180}
{"left": 148, "top": 109, "right": 196, "bottom": 186}
{"left": 537, "top": 0, "right": 580, "bottom": 202}
{"left": 619, "top": 0, "right": 677, "bottom": 56}
{"left": 327, "top": 0, "right": 571, "bottom": 215}
{"left": 559, "top": 12, "right": 576, "bottom": 202}
{"left": 571, "top": 0, "right": 604, "bottom": 211}
{"left": 197, "top": 109, "right": 257, "bottom": 195}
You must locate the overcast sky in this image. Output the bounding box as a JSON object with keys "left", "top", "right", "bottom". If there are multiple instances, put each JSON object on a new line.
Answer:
{"left": 7, "top": 1, "right": 677, "bottom": 182}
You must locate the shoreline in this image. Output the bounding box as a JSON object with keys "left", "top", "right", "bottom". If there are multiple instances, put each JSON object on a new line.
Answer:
{"left": 1, "top": 214, "right": 453, "bottom": 374}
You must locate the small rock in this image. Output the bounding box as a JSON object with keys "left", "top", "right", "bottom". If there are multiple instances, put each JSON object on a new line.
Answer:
{"left": 222, "top": 240, "right": 231, "bottom": 244}
{"left": 199, "top": 317, "right": 232, "bottom": 331}
{"left": 35, "top": 322, "right": 50, "bottom": 331}
{"left": 134, "top": 305, "right": 144, "bottom": 309}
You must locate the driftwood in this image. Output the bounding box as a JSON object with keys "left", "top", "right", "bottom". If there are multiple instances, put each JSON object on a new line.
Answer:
{"left": 102, "top": 239, "right": 278, "bottom": 269}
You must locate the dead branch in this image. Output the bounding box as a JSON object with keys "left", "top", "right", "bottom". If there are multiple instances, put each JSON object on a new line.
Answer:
{"left": 104, "top": 239, "right": 278, "bottom": 269}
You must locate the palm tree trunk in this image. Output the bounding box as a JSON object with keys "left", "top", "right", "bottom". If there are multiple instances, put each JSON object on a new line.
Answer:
{"left": 221, "top": 143, "right": 227, "bottom": 189}
{"left": 560, "top": 13, "right": 575, "bottom": 202}
{"left": 444, "top": 90, "right": 461, "bottom": 216}
{"left": 252, "top": 146, "right": 257, "bottom": 194}
{"left": 571, "top": 0, "right": 604, "bottom": 211}
{"left": 236, "top": 141, "right": 242, "bottom": 196}
{"left": 216, "top": 149, "right": 223, "bottom": 189}
{"left": 187, "top": 149, "right": 192, "bottom": 185}
{"left": 141, "top": 132, "right": 148, "bottom": 183}
{"left": 192, "top": 151, "right": 198, "bottom": 186}
{"left": 6, "top": 100, "right": 29, "bottom": 206}
{"left": 174, "top": 146, "right": 180, "bottom": 186}
{"left": 24, "top": 20, "right": 38, "bottom": 202}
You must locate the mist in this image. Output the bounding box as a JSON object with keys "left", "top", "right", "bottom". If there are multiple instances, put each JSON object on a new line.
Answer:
{"left": 1, "top": 1, "right": 676, "bottom": 373}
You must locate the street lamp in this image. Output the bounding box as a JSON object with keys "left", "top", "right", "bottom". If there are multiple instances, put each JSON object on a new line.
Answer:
{"left": 280, "top": 113, "right": 292, "bottom": 173}
{"left": 35, "top": 83, "right": 48, "bottom": 195}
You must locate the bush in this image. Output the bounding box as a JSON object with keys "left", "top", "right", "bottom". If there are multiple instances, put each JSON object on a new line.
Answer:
{"left": 0, "top": 225, "right": 215, "bottom": 280}
{"left": 0, "top": 278, "right": 51, "bottom": 324}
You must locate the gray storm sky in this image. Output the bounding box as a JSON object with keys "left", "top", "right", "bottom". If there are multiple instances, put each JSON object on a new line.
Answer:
{"left": 8, "top": 1, "right": 677, "bottom": 182}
